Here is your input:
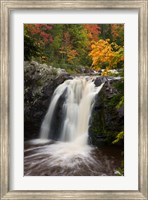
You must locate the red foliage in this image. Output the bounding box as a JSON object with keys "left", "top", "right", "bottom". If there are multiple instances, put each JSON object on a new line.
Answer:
{"left": 84, "top": 24, "right": 101, "bottom": 41}
{"left": 25, "top": 24, "right": 53, "bottom": 45}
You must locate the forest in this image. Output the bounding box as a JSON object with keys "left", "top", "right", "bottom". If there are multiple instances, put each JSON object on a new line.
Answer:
{"left": 24, "top": 24, "right": 124, "bottom": 73}
{"left": 24, "top": 24, "right": 124, "bottom": 176}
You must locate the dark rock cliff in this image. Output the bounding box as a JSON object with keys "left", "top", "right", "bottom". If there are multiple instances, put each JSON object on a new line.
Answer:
{"left": 89, "top": 77, "right": 124, "bottom": 146}
{"left": 24, "top": 61, "right": 72, "bottom": 140}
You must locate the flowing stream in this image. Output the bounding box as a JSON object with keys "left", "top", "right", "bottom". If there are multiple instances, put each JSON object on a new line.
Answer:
{"left": 24, "top": 77, "right": 122, "bottom": 176}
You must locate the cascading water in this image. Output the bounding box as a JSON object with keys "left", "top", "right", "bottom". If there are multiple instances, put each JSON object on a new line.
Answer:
{"left": 40, "top": 77, "right": 104, "bottom": 145}
{"left": 24, "top": 77, "right": 122, "bottom": 176}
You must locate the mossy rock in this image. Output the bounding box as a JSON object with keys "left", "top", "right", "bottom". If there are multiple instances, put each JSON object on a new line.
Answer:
{"left": 89, "top": 79, "right": 124, "bottom": 146}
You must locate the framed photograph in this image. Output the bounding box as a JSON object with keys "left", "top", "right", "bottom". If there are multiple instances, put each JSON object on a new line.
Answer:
{"left": 0, "top": 0, "right": 147, "bottom": 199}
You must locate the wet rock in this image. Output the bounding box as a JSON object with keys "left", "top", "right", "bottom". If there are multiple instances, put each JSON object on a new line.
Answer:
{"left": 94, "top": 76, "right": 106, "bottom": 86}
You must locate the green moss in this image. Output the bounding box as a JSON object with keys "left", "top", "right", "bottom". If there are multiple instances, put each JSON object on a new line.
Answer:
{"left": 116, "top": 96, "right": 124, "bottom": 109}
{"left": 107, "top": 94, "right": 122, "bottom": 108}
{"left": 113, "top": 81, "right": 124, "bottom": 94}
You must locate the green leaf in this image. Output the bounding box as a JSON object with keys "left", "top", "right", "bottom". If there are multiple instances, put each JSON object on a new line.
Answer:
{"left": 112, "top": 131, "right": 124, "bottom": 144}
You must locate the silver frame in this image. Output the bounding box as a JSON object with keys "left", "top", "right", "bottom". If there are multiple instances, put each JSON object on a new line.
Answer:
{"left": 0, "top": 0, "right": 147, "bottom": 199}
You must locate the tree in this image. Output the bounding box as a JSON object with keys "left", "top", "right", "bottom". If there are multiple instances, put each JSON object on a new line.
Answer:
{"left": 111, "top": 24, "right": 124, "bottom": 46}
{"left": 24, "top": 24, "right": 53, "bottom": 62}
{"left": 24, "top": 25, "right": 42, "bottom": 61}
{"left": 83, "top": 24, "right": 100, "bottom": 42}
{"left": 89, "top": 39, "right": 124, "bottom": 71}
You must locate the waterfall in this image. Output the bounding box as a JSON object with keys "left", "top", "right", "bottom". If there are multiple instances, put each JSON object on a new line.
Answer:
{"left": 25, "top": 77, "right": 123, "bottom": 176}
{"left": 40, "top": 77, "right": 104, "bottom": 146}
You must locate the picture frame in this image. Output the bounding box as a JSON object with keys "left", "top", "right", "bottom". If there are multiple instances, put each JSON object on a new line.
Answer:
{"left": 0, "top": 0, "right": 147, "bottom": 199}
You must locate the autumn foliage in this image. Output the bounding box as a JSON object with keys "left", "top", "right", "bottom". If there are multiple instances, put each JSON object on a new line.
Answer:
{"left": 89, "top": 39, "right": 124, "bottom": 71}
{"left": 24, "top": 24, "right": 124, "bottom": 72}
